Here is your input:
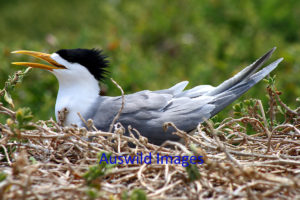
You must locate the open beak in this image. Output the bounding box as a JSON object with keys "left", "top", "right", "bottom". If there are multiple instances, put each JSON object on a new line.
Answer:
{"left": 11, "top": 50, "right": 66, "bottom": 71}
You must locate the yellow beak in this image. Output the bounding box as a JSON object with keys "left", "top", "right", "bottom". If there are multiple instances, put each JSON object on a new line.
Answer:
{"left": 11, "top": 50, "right": 66, "bottom": 71}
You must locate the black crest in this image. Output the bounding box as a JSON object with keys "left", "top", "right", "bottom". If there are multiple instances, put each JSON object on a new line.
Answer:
{"left": 56, "top": 48, "right": 109, "bottom": 81}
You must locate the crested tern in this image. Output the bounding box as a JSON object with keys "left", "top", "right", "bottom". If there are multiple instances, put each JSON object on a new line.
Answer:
{"left": 12, "top": 47, "right": 283, "bottom": 144}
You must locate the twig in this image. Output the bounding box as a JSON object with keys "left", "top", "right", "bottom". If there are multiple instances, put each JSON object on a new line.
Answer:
{"left": 267, "top": 87, "right": 276, "bottom": 128}
{"left": 257, "top": 100, "right": 271, "bottom": 134}
{"left": 57, "top": 108, "right": 68, "bottom": 126}
{"left": 109, "top": 78, "right": 125, "bottom": 133}
{"left": 77, "top": 112, "right": 89, "bottom": 129}
{"left": 274, "top": 90, "right": 297, "bottom": 115}
{"left": 1, "top": 144, "right": 12, "bottom": 166}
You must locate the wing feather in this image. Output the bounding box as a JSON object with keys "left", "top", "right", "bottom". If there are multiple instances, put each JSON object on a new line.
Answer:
{"left": 84, "top": 48, "right": 283, "bottom": 145}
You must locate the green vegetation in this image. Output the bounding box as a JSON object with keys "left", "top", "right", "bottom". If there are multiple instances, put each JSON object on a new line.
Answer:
{"left": 83, "top": 152, "right": 117, "bottom": 188}
{"left": 83, "top": 152, "right": 118, "bottom": 199}
{"left": 1, "top": 0, "right": 299, "bottom": 122}
{"left": 0, "top": 172, "right": 7, "bottom": 182}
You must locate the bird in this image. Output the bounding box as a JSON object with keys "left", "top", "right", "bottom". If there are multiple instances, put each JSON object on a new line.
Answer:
{"left": 12, "top": 47, "right": 283, "bottom": 145}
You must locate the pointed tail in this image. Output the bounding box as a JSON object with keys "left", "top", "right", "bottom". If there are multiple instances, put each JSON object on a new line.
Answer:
{"left": 206, "top": 47, "right": 277, "bottom": 96}
{"left": 209, "top": 57, "right": 283, "bottom": 117}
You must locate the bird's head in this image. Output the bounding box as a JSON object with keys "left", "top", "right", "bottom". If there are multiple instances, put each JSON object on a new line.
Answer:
{"left": 12, "top": 48, "right": 110, "bottom": 124}
{"left": 11, "top": 48, "right": 109, "bottom": 84}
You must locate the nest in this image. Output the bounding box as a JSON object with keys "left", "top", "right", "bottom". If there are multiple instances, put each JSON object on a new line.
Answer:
{"left": 0, "top": 71, "right": 300, "bottom": 199}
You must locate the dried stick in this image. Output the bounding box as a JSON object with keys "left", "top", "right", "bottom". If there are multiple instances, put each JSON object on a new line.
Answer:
{"left": 1, "top": 144, "right": 12, "bottom": 166}
{"left": 109, "top": 78, "right": 125, "bottom": 133}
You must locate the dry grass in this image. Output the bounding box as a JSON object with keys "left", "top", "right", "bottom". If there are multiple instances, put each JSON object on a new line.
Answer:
{"left": 0, "top": 71, "right": 300, "bottom": 200}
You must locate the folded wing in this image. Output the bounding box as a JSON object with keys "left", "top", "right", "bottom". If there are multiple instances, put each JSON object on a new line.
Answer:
{"left": 86, "top": 48, "right": 283, "bottom": 144}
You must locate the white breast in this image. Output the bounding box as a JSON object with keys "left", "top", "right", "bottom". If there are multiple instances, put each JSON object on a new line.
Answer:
{"left": 55, "top": 86, "right": 98, "bottom": 126}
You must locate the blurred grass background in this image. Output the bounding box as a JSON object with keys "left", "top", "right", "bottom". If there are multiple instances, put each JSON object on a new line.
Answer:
{"left": 0, "top": 0, "right": 299, "bottom": 122}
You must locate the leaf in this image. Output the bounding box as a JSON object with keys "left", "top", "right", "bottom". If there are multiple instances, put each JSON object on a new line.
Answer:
{"left": 186, "top": 162, "right": 201, "bottom": 181}
{"left": 4, "top": 90, "right": 14, "bottom": 108}
{"left": 121, "top": 190, "right": 129, "bottom": 200}
{"left": 83, "top": 152, "right": 117, "bottom": 188}
{"left": 0, "top": 172, "right": 7, "bottom": 182}
{"left": 86, "top": 188, "right": 98, "bottom": 199}
{"left": 130, "top": 189, "right": 147, "bottom": 200}
{"left": 29, "top": 156, "right": 37, "bottom": 164}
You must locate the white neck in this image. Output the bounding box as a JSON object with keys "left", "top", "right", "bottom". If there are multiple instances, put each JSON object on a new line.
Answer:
{"left": 55, "top": 77, "right": 99, "bottom": 126}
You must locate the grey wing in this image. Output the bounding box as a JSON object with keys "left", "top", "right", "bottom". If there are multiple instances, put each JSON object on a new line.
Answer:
{"left": 87, "top": 82, "right": 216, "bottom": 144}
{"left": 87, "top": 47, "right": 283, "bottom": 145}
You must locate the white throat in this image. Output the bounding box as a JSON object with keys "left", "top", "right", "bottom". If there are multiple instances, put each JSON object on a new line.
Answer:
{"left": 50, "top": 53, "right": 100, "bottom": 126}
